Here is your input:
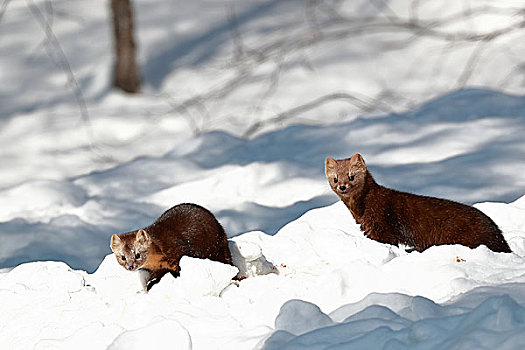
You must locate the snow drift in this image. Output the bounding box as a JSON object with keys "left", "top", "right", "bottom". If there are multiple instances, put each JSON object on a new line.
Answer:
{"left": 2, "top": 196, "right": 525, "bottom": 349}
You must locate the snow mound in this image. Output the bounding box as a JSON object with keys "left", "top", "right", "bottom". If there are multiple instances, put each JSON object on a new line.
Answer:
{"left": 229, "top": 239, "right": 278, "bottom": 278}
{"left": 88, "top": 253, "right": 145, "bottom": 299}
{"left": 1, "top": 197, "right": 525, "bottom": 349}
{"left": 1, "top": 261, "right": 85, "bottom": 294}
{"left": 90, "top": 253, "right": 239, "bottom": 298}
{"left": 275, "top": 299, "right": 333, "bottom": 335}
{"left": 108, "top": 319, "right": 191, "bottom": 350}
{"left": 150, "top": 256, "right": 239, "bottom": 299}
{"left": 263, "top": 292, "right": 525, "bottom": 350}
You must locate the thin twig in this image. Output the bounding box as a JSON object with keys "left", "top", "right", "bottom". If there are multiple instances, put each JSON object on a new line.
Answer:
{"left": 156, "top": 1, "right": 525, "bottom": 139}
{"left": 242, "top": 91, "right": 392, "bottom": 138}
{"left": 457, "top": 40, "right": 488, "bottom": 87}
{"left": 26, "top": 0, "right": 101, "bottom": 154}
{"left": 0, "top": 0, "right": 12, "bottom": 23}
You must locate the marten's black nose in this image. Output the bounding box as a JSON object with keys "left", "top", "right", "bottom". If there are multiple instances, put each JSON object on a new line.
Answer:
{"left": 339, "top": 185, "right": 347, "bottom": 191}
{"left": 127, "top": 266, "right": 134, "bottom": 270}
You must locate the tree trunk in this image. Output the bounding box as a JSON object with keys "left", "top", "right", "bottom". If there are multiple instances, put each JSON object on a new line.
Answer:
{"left": 110, "top": 0, "right": 140, "bottom": 93}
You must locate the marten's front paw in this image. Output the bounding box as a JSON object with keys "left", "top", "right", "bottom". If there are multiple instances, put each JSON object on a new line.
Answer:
{"left": 146, "top": 277, "right": 162, "bottom": 292}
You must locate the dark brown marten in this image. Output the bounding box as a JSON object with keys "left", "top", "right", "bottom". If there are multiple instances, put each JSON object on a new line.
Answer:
{"left": 325, "top": 154, "right": 511, "bottom": 253}
{"left": 110, "top": 203, "right": 233, "bottom": 291}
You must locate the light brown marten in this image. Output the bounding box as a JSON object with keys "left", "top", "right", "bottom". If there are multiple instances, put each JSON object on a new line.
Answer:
{"left": 325, "top": 154, "right": 511, "bottom": 253}
{"left": 110, "top": 203, "right": 233, "bottom": 291}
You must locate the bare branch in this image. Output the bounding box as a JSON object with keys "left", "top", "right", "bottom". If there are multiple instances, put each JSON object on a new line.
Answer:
{"left": 0, "top": 0, "right": 12, "bottom": 23}
{"left": 242, "top": 91, "right": 392, "bottom": 138}
{"left": 227, "top": 3, "right": 246, "bottom": 65}
{"left": 457, "top": 40, "right": 488, "bottom": 88}
{"left": 152, "top": 1, "right": 525, "bottom": 140}
{"left": 25, "top": 0, "right": 110, "bottom": 160}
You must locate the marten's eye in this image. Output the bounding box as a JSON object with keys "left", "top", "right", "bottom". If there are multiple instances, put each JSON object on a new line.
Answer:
{"left": 349, "top": 175, "right": 354, "bottom": 181}
{"left": 135, "top": 253, "right": 141, "bottom": 259}
{"left": 333, "top": 177, "right": 338, "bottom": 184}
{"left": 121, "top": 256, "right": 126, "bottom": 261}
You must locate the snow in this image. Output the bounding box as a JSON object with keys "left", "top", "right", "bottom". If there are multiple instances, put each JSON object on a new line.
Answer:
{"left": 1, "top": 0, "right": 525, "bottom": 348}
{"left": 3, "top": 201, "right": 525, "bottom": 349}
{"left": 265, "top": 292, "right": 525, "bottom": 349}
{"left": 108, "top": 319, "right": 192, "bottom": 350}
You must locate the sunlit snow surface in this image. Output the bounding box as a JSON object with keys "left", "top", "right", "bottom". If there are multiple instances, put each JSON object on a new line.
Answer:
{"left": 1, "top": 0, "right": 525, "bottom": 348}
{"left": 2, "top": 198, "right": 525, "bottom": 349}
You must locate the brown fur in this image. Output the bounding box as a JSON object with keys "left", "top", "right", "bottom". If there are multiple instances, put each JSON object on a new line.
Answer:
{"left": 325, "top": 154, "right": 511, "bottom": 253}
{"left": 110, "top": 203, "right": 233, "bottom": 290}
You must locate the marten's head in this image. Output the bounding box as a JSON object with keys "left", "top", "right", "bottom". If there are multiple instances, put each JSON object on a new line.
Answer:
{"left": 110, "top": 229, "right": 151, "bottom": 271}
{"left": 325, "top": 153, "right": 368, "bottom": 199}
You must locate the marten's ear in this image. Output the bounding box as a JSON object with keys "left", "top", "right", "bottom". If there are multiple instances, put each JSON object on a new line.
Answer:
{"left": 325, "top": 157, "right": 337, "bottom": 173}
{"left": 136, "top": 229, "right": 151, "bottom": 246}
{"left": 350, "top": 154, "right": 366, "bottom": 169}
{"left": 110, "top": 234, "right": 121, "bottom": 252}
